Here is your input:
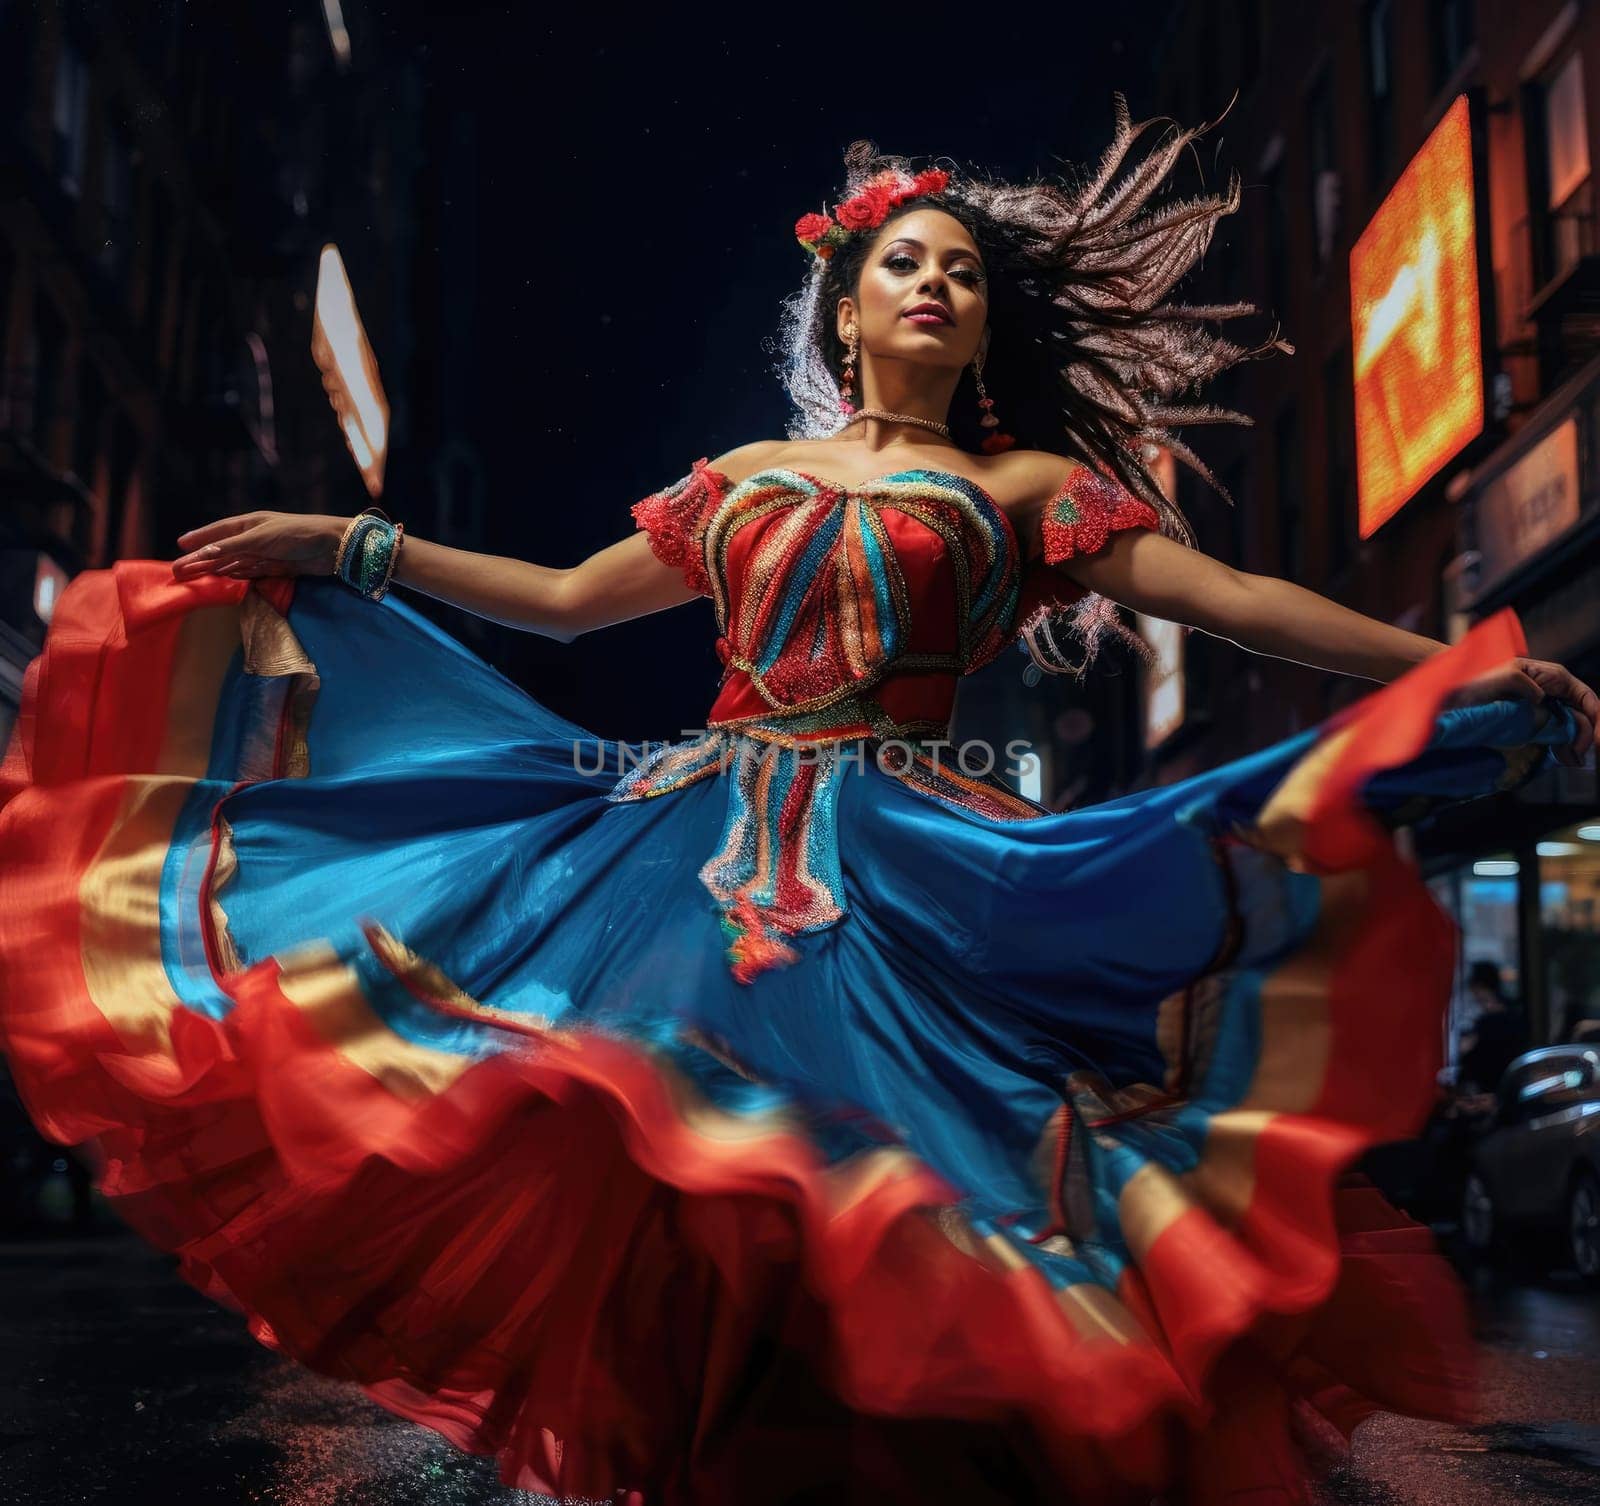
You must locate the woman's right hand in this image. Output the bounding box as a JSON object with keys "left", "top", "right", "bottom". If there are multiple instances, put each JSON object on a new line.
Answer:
{"left": 171, "top": 512, "right": 351, "bottom": 582}
{"left": 1441, "top": 655, "right": 1598, "bottom": 768}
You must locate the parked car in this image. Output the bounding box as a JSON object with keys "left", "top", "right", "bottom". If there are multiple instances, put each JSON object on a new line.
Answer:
{"left": 1460, "top": 1044, "right": 1600, "bottom": 1282}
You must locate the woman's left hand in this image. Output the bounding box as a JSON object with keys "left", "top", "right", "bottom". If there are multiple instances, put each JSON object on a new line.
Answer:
{"left": 171, "top": 512, "right": 350, "bottom": 582}
{"left": 1442, "top": 655, "right": 1599, "bottom": 767}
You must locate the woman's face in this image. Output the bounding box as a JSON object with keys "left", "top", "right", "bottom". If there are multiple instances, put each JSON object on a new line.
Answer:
{"left": 839, "top": 207, "right": 989, "bottom": 372}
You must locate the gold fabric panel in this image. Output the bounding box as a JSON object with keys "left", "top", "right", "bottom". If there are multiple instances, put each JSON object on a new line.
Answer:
{"left": 273, "top": 938, "right": 474, "bottom": 1100}
{"left": 79, "top": 776, "right": 192, "bottom": 1057}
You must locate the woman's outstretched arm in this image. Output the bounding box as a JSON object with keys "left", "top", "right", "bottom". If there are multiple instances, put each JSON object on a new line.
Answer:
{"left": 1064, "top": 525, "right": 1442, "bottom": 682}
{"left": 171, "top": 513, "right": 697, "bottom": 642}
{"left": 1059, "top": 524, "right": 1599, "bottom": 764}
{"left": 392, "top": 530, "right": 699, "bottom": 640}
{"left": 170, "top": 443, "right": 791, "bottom": 633}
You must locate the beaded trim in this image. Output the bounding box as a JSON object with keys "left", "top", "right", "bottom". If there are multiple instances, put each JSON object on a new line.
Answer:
{"left": 884, "top": 742, "right": 1050, "bottom": 822}
{"left": 709, "top": 688, "right": 952, "bottom": 745}
{"left": 628, "top": 458, "right": 723, "bottom": 598}
{"left": 1039, "top": 467, "right": 1160, "bottom": 565}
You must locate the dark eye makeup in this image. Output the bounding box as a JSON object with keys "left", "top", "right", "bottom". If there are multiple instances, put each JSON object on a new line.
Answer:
{"left": 884, "top": 250, "right": 984, "bottom": 285}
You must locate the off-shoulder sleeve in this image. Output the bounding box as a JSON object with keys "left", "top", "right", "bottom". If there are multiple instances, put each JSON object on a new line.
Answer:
{"left": 629, "top": 456, "right": 725, "bottom": 598}
{"left": 1037, "top": 464, "right": 1162, "bottom": 566}
{"left": 1009, "top": 465, "right": 1165, "bottom": 656}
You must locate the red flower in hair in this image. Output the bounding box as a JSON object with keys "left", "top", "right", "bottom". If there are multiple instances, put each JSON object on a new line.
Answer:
{"left": 796, "top": 166, "right": 954, "bottom": 260}
{"left": 835, "top": 188, "right": 893, "bottom": 232}
{"left": 794, "top": 211, "right": 834, "bottom": 245}
{"left": 865, "top": 182, "right": 901, "bottom": 216}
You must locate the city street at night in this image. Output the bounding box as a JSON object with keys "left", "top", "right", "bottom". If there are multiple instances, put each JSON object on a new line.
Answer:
{"left": 3, "top": 3, "right": 1600, "bottom": 1503}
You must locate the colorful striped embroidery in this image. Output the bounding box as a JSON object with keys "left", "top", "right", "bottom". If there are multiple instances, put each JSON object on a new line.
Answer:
{"left": 606, "top": 726, "right": 846, "bottom": 984}
{"left": 702, "top": 468, "right": 1022, "bottom": 694}
{"left": 609, "top": 720, "right": 1048, "bottom": 983}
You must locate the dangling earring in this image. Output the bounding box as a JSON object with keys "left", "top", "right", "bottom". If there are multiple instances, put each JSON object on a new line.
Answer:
{"left": 972, "top": 347, "right": 1016, "bottom": 454}
{"left": 840, "top": 325, "right": 859, "bottom": 416}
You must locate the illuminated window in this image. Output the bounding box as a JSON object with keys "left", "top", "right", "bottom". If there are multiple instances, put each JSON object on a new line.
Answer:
{"left": 313, "top": 244, "right": 390, "bottom": 498}
{"left": 33, "top": 553, "right": 69, "bottom": 627}
{"left": 1541, "top": 821, "right": 1600, "bottom": 1043}
{"left": 1545, "top": 53, "right": 1590, "bottom": 210}
{"left": 1430, "top": 856, "right": 1521, "bottom": 1063}
{"left": 1136, "top": 614, "right": 1185, "bottom": 750}
{"left": 1529, "top": 48, "right": 1594, "bottom": 293}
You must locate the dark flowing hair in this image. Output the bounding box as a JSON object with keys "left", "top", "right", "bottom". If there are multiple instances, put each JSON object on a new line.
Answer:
{"left": 771, "top": 94, "right": 1292, "bottom": 676}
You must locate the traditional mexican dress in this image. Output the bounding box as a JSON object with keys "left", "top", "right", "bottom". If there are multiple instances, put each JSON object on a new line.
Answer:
{"left": 0, "top": 457, "right": 1574, "bottom": 1505}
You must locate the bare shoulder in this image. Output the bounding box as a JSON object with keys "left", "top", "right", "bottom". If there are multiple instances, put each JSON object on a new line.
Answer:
{"left": 703, "top": 439, "right": 790, "bottom": 487}
{"left": 992, "top": 448, "right": 1086, "bottom": 498}
{"left": 979, "top": 449, "right": 1087, "bottom": 526}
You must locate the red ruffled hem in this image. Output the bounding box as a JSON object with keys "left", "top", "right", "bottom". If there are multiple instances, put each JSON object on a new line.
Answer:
{"left": 6, "top": 943, "right": 1478, "bottom": 1504}
{"left": 0, "top": 563, "right": 1531, "bottom": 1503}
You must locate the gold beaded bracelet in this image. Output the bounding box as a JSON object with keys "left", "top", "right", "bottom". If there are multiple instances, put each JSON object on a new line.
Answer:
{"left": 333, "top": 507, "right": 405, "bottom": 601}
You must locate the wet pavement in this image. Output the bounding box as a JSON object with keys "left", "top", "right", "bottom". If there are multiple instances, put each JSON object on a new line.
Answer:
{"left": 0, "top": 1226, "right": 1596, "bottom": 1504}
{"left": 1315, "top": 1257, "right": 1600, "bottom": 1505}
{"left": 0, "top": 1231, "right": 529, "bottom": 1506}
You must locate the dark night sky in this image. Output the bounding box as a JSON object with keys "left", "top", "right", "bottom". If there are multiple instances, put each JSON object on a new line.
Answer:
{"left": 417, "top": 8, "right": 1191, "bottom": 739}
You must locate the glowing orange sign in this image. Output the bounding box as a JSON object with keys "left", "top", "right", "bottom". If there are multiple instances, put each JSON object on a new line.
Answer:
{"left": 1349, "top": 94, "right": 1483, "bottom": 538}
{"left": 312, "top": 244, "right": 389, "bottom": 498}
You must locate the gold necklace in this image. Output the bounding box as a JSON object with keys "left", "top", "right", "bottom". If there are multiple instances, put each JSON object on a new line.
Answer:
{"left": 843, "top": 408, "right": 953, "bottom": 440}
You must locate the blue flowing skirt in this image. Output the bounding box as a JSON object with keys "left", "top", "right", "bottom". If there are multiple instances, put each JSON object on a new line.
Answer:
{"left": 0, "top": 561, "right": 1576, "bottom": 1505}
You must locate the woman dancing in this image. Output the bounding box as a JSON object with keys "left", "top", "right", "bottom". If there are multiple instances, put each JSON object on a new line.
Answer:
{"left": 2, "top": 100, "right": 1595, "bottom": 1505}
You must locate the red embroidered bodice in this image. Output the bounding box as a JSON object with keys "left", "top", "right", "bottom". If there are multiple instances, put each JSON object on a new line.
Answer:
{"left": 619, "top": 455, "right": 1161, "bottom": 982}
{"left": 630, "top": 458, "right": 1161, "bottom": 742}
